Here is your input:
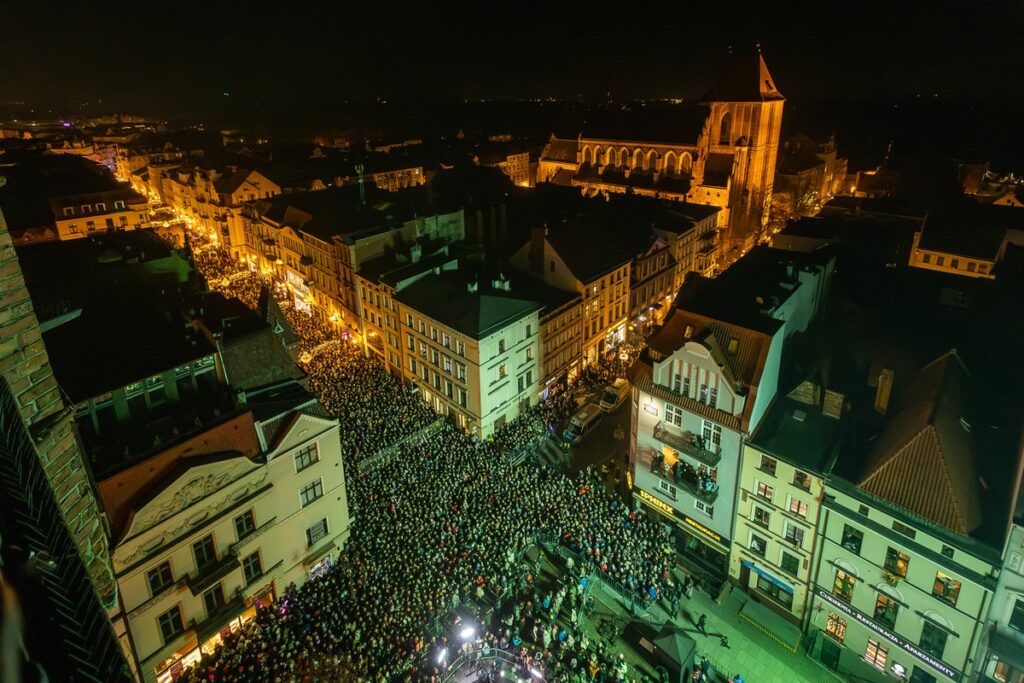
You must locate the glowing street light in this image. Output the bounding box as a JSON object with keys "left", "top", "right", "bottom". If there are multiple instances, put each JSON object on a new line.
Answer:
{"left": 459, "top": 626, "right": 476, "bottom": 641}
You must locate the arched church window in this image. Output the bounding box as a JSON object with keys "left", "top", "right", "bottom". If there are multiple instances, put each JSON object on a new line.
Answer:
{"left": 719, "top": 112, "right": 732, "bottom": 145}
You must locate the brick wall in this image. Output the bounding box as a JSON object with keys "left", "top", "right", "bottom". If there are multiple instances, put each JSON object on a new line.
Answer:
{"left": 0, "top": 205, "right": 120, "bottom": 609}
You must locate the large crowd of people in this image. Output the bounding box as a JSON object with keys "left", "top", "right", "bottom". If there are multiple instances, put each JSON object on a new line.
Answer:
{"left": 174, "top": 227, "right": 677, "bottom": 682}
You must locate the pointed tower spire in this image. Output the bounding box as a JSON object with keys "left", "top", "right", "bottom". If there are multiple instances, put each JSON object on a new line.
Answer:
{"left": 700, "top": 47, "right": 785, "bottom": 104}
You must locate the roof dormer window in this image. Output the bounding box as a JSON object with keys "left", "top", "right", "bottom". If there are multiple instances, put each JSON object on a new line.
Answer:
{"left": 727, "top": 338, "right": 739, "bottom": 354}
{"left": 62, "top": 207, "right": 74, "bottom": 217}
{"left": 684, "top": 325, "right": 694, "bottom": 339}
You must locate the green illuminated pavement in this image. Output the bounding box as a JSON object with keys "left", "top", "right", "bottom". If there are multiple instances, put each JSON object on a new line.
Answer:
{"left": 582, "top": 570, "right": 841, "bottom": 683}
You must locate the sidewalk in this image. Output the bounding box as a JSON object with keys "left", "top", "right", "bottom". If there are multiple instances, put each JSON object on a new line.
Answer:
{"left": 585, "top": 574, "right": 841, "bottom": 683}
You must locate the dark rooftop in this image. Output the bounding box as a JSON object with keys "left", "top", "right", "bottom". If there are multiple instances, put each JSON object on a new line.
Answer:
{"left": 397, "top": 270, "right": 543, "bottom": 339}
{"left": 747, "top": 394, "right": 843, "bottom": 474}
{"left": 251, "top": 185, "right": 412, "bottom": 243}
{"left": 917, "top": 199, "right": 1024, "bottom": 259}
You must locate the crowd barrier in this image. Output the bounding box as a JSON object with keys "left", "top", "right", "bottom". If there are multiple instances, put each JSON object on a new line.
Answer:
{"left": 357, "top": 417, "right": 446, "bottom": 472}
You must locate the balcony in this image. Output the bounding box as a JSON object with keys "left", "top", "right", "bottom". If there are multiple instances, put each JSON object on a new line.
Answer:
{"left": 652, "top": 422, "right": 722, "bottom": 467}
{"left": 644, "top": 450, "right": 719, "bottom": 503}
{"left": 184, "top": 554, "right": 241, "bottom": 596}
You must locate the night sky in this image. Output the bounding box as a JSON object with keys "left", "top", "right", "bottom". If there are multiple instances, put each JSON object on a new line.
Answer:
{"left": 3, "top": 0, "right": 1023, "bottom": 112}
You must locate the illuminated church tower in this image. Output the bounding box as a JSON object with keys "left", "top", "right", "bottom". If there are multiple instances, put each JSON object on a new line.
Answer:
{"left": 699, "top": 48, "right": 785, "bottom": 254}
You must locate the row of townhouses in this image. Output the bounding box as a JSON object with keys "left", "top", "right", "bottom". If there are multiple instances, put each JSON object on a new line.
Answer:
{"left": 626, "top": 234, "right": 1024, "bottom": 683}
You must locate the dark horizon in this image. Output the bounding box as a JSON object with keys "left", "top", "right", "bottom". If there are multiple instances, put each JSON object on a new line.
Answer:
{"left": 4, "top": 1, "right": 1023, "bottom": 109}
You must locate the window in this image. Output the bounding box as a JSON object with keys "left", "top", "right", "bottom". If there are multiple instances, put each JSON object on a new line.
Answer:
{"left": 874, "top": 593, "right": 899, "bottom": 628}
{"left": 749, "top": 533, "right": 768, "bottom": 557}
{"left": 192, "top": 535, "right": 217, "bottom": 570}
{"left": 941, "top": 545, "right": 955, "bottom": 559}
{"left": 443, "top": 355, "right": 452, "bottom": 373}
{"left": 932, "top": 572, "right": 961, "bottom": 606}
{"left": 755, "top": 574, "right": 793, "bottom": 609}
{"left": 158, "top": 605, "right": 185, "bottom": 644}
{"left": 87, "top": 220, "right": 96, "bottom": 231}
{"left": 525, "top": 347, "right": 533, "bottom": 361}
{"left": 62, "top": 206, "right": 74, "bottom": 217}
{"left": 456, "top": 363, "right": 466, "bottom": 381}
{"left": 701, "top": 420, "right": 721, "bottom": 448}
{"left": 753, "top": 506, "right": 771, "bottom": 528}
{"left": 498, "top": 339, "right": 506, "bottom": 353}
{"left": 1010, "top": 598, "right": 1024, "bottom": 633}
{"left": 409, "top": 357, "right": 417, "bottom": 373}
{"left": 919, "top": 622, "right": 948, "bottom": 659}
{"left": 759, "top": 455, "right": 777, "bottom": 475}
{"left": 910, "top": 667, "right": 937, "bottom": 683}
{"left": 445, "top": 380, "right": 453, "bottom": 399}
{"left": 242, "top": 551, "right": 263, "bottom": 585}
{"left": 694, "top": 499, "right": 713, "bottom": 516}
{"left": 407, "top": 333, "right": 415, "bottom": 350}
{"left": 406, "top": 313, "right": 413, "bottom": 327}
{"left": 68, "top": 223, "right": 79, "bottom": 233}
{"left": 672, "top": 373, "right": 691, "bottom": 396}
{"left": 755, "top": 481, "right": 774, "bottom": 502}
{"left": 858, "top": 504, "right": 870, "bottom": 516}
{"left": 657, "top": 479, "right": 677, "bottom": 498}
{"left": 294, "top": 443, "right": 319, "bottom": 472}
{"left": 979, "top": 264, "right": 988, "bottom": 274}
{"left": 825, "top": 612, "right": 847, "bottom": 643}
{"left": 884, "top": 547, "right": 909, "bottom": 578}
{"left": 147, "top": 561, "right": 174, "bottom": 596}
{"left": 841, "top": 525, "right": 863, "bottom": 553}
{"left": 684, "top": 324, "right": 694, "bottom": 338}
{"left": 793, "top": 470, "right": 811, "bottom": 490}
{"left": 936, "top": 256, "right": 945, "bottom": 267}
{"left": 892, "top": 520, "right": 917, "bottom": 540}
{"left": 458, "top": 388, "right": 467, "bottom": 408}
{"left": 498, "top": 364, "right": 507, "bottom": 379}
{"left": 526, "top": 324, "right": 532, "bottom": 338}
{"left": 299, "top": 478, "right": 324, "bottom": 507}
{"left": 306, "top": 518, "right": 329, "bottom": 547}
{"left": 114, "top": 200, "right": 125, "bottom": 209}
{"left": 518, "top": 376, "right": 525, "bottom": 392}
{"left": 950, "top": 258, "right": 959, "bottom": 269}
{"left": 431, "top": 349, "right": 439, "bottom": 366}
{"left": 833, "top": 570, "right": 856, "bottom": 602}
{"left": 234, "top": 510, "right": 256, "bottom": 540}
{"left": 784, "top": 522, "right": 805, "bottom": 548}
{"left": 788, "top": 496, "right": 808, "bottom": 518}
{"left": 665, "top": 403, "right": 684, "bottom": 427}
{"left": 549, "top": 260, "right": 555, "bottom": 272}
{"left": 418, "top": 320, "right": 425, "bottom": 334}
{"left": 203, "top": 583, "right": 226, "bottom": 616}
{"left": 864, "top": 638, "right": 888, "bottom": 671}
{"left": 780, "top": 551, "right": 800, "bottom": 576}
{"left": 922, "top": 253, "right": 931, "bottom": 264}
{"left": 430, "top": 327, "right": 437, "bottom": 342}
{"left": 80, "top": 204, "right": 91, "bottom": 214}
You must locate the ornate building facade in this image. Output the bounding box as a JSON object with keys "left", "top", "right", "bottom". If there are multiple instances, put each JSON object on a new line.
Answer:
{"left": 537, "top": 52, "right": 784, "bottom": 266}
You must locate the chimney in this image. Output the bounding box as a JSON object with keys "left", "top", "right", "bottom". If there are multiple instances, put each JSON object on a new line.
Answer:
{"left": 410, "top": 243, "right": 422, "bottom": 263}
{"left": 467, "top": 279, "right": 478, "bottom": 294}
{"left": 491, "top": 273, "right": 511, "bottom": 292}
{"left": 529, "top": 225, "right": 546, "bottom": 274}
{"left": 875, "top": 368, "right": 894, "bottom": 414}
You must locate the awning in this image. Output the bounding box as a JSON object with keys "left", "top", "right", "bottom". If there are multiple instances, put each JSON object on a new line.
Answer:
{"left": 988, "top": 628, "right": 1024, "bottom": 672}
{"left": 738, "top": 596, "right": 802, "bottom": 653}
{"left": 742, "top": 560, "right": 794, "bottom": 594}
{"left": 303, "top": 541, "right": 335, "bottom": 566}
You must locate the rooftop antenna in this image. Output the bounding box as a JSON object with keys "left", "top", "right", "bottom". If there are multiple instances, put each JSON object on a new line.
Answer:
{"left": 356, "top": 163, "right": 366, "bottom": 205}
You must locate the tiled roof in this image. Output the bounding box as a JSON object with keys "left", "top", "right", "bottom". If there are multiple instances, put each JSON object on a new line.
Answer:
{"left": 858, "top": 351, "right": 982, "bottom": 534}
{"left": 541, "top": 137, "right": 579, "bottom": 164}
{"left": 97, "top": 411, "right": 261, "bottom": 542}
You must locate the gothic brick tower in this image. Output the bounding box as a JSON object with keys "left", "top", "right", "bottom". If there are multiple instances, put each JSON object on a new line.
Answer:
{"left": 700, "top": 49, "right": 785, "bottom": 256}
{"left": 0, "top": 196, "right": 128, "bottom": 677}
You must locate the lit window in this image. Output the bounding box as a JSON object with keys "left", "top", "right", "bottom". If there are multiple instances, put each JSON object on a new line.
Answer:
{"left": 833, "top": 569, "right": 856, "bottom": 602}
{"left": 864, "top": 638, "right": 888, "bottom": 671}
{"left": 753, "top": 506, "right": 771, "bottom": 527}
{"left": 841, "top": 525, "right": 863, "bottom": 553}
{"left": 825, "top": 612, "right": 847, "bottom": 643}
{"left": 759, "top": 455, "right": 777, "bottom": 475}
{"left": 884, "top": 547, "right": 910, "bottom": 578}
{"left": 793, "top": 470, "right": 811, "bottom": 490}
{"left": 727, "top": 338, "right": 739, "bottom": 354}
{"left": 755, "top": 481, "right": 774, "bottom": 502}
{"left": 498, "top": 364, "right": 507, "bottom": 379}
{"left": 788, "top": 496, "right": 808, "bottom": 518}
{"left": 242, "top": 551, "right": 263, "bottom": 585}
{"left": 749, "top": 533, "right": 767, "bottom": 557}
{"left": 933, "top": 572, "right": 961, "bottom": 606}
{"left": 701, "top": 420, "right": 721, "bottom": 448}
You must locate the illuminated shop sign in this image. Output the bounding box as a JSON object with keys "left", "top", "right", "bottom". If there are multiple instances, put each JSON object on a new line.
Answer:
{"left": 815, "top": 588, "right": 960, "bottom": 679}
{"left": 636, "top": 489, "right": 724, "bottom": 544}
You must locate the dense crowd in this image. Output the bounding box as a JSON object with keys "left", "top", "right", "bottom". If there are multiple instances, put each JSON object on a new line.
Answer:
{"left": 175, "top": 226, "right": 676, "bottom": 682}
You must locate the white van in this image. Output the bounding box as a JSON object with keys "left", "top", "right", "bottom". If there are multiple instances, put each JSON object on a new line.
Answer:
{"left": 599, "top": 378, "right": 630, "bottom": 412}
{"left": 563, "top": 403, "right": 603, "bottom": 445}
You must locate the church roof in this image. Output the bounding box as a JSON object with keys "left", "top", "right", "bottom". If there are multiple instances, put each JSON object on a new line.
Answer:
{"left": 700, "top": 51, "right": 785, "bottom": 103}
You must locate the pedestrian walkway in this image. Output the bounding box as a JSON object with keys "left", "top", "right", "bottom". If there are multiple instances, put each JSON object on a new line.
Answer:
{"left": 585, "top": 573, "right": 842, "bottom": 683}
